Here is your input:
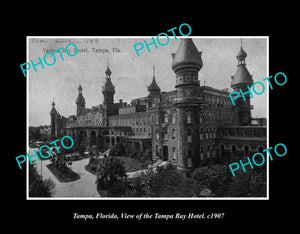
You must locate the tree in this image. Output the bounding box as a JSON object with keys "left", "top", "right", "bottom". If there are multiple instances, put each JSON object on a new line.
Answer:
{"left": 128, "top": 164, "right": 202, "bottom": 197}
{"left": 148, "top": 164, "right": 201, "bottom": 197}
{"left": 50, "top": 152, "right": 72, "bottom": 173}
{"left": 226, "top": 168, "right": 266, "bottom": 197}
{"left": 29, "top": 164, "right": 55, "bottom": 197}
{"left": 29, "top": 126, "right": 41, "bottom": 141}
{"left": 190, "top": 164, "right": 233, "bottom": 196}
{"left": 110, "top": 143, "right": 125, "bottom": 156}
{"left": 95, "top": 156, "right": 127, "bottom": 192}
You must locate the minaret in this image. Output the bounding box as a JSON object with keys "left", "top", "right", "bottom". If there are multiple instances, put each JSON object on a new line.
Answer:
{"left": 171, "top": 38, "right": 203, "bottom": 170}
{"left": 76, "top": 83, "right": 86, "bottom": 116}
{"left": 50, "top": 99, "right": 58, "bottom": 138}
{"left": 231, "top": 39, "right": 254, "bottom": 125}
{"left": 147, "top": 65, "right": 161, "bottom": 97}
{"left": 102, "top": 65, "right": 115, "bottom": 106}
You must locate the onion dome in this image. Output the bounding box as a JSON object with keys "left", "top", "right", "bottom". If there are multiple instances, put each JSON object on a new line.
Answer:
{"left": 76, "top": 84, "right": 86, "bottom": 105}
{"left": 171, "top": 38, "right": 203, "bottom": 72}
{"left": 231, "top": 43, "right": 253, "bottom": 88}
{"left": 102, "top": 65, "right": 115, "bottom": 94}
{"left": 50, "top": 100, "right": 57, "bottom": 115}
{"left": 147, "top": 65, "right": 161, "bottom": 93}
{"left": 105, "top": 65, "right": 112, "bottom": 78}
{"left": 236, "top": 46, "right": 247, "bottom": 61}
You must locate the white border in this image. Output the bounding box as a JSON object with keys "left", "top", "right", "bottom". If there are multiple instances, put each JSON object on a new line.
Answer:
{"left": 26, "top": 36, "right": 269, "bottom": 200}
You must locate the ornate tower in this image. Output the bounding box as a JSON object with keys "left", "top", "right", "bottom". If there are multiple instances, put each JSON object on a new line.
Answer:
{"left": 76, "top": 84, "right": 86, "bottom": 116}
{"left": 102, "top": 65, "right": 115, "bottom": 106}
{"left": 147, "top": 65, "right": 161, "bottom": 97}
{"left": 50, "top": 100, "right": 58, "bottom": 138}
{"left": 231, "top": 40, "right": 254, "bottom": 126}
{"left": 171, "top": 38, "right": 203, "bottom": 170}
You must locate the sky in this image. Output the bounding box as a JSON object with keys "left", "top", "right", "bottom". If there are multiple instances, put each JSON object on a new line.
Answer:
{"left": 28, "top": 36, "right": 268, "bottom": 127}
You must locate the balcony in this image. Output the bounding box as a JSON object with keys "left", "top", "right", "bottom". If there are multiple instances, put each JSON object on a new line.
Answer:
{"left": 234, "top": 105, "right": 254, "bottom": 110}
{"left": 173, "top": 96, "right": 203, "bottom": 104}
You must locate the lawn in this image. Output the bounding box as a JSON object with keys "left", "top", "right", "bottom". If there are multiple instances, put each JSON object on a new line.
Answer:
{"left": 47, "top": 163, "right": 80, "bottom": 183}
{"left": 86, "top": 156, "right": 150, "bottom": 175}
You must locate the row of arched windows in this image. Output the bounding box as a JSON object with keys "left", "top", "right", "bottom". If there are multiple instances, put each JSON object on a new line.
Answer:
{"left": 219, "top": 144, "right": 265, "bottom": 157}
{"left": 152, "top": 110, "right": 236, "bottom": 126}
{"left": 200, "top": 112, "right": 235, "bottom": 124}
{"left": 204, "top": 95, "right": 232, "bottom": 108}
{"left": 220, "top": 128, "right": 266, "bottom": 137}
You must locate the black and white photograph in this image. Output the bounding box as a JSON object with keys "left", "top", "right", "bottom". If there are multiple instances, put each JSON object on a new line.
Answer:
{"left": 27, "top": 36, "right": 268, "bottom": 199}
{"left": 5, "top": 7, "right": 295, "bottom": 228}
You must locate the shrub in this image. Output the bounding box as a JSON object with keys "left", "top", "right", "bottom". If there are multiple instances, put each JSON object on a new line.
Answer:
{"left": 190, "top": 164, "right": 233, "bottom": 196}
{"left": 226, "top": 169, "right": 266, "bottom": 197}
{"left": 29, "top": 164, "right": 55, "bottom": 197}
{"left": 95, "top": 156, "right": 127, "bottom": 190}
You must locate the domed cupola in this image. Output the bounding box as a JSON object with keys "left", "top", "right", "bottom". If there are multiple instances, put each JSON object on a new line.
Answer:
{"left": 102, "top": 65, "right": 115, "bottom": 105}
{"left": 76, "top": 84, "right": 86, "bottom": 105}
{"left": 236, "top": 46, "right": 247, "bottom": 62}
{"left": 171, "top": 38, "right": 203, "bottom": 88}
{"left": 231, "top": 40, "right": 253, "bottom": 89}
{"left": 76, "top": 84, "right": 86, "bottom": 116}
{"left": 147, "top": 65, "right": 161, "bottom": 96}
{"left": 50, "top": 100, "right": 58, "bottom": 115}
{"left": 171, "top": 38, "right": 203, "bottom": 72}
{"left": 102, "top": 65, "right": 115, "bottom": 94}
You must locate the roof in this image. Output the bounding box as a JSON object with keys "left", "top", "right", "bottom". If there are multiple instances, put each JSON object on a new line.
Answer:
{"left": 199, "top": 85, "right": 230, "bottom": 95}
{"left": 102, "top": 77, "right": 115, "bottom": 93}
{"left": 236, "top": 46, "right": 247, "bottom": 60}
{"left": 171, "top": 38, "right": 203, "bottom": 71}
{"left": 231, "top": 65, "right": 253, "bottom": 88}
{"left": 121, "top": 135, "right": 151, "bottom": 140}
{"left": 76, "top": 93, "right": 85, "bottom": 105}
{"left": 50, "top": 107, "right": 57, "bottom": 115}
{"left": 147, "top": 77, "right": 161, "bottom": 92}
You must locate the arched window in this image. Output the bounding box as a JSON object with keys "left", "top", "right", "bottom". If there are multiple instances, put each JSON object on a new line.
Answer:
{"left": 172, "top": 147, "right": 176, "bottom": 161}
{"left": 172, "top": 114, "right": 176, "bottom": 124}
{"left": 163, "top": 128, "right": 168, "bottom": 140}
{"left": 172, "top": 129, "right": 176, "bottom": 140}
{"left": 231, "top": 145, "right": 237, "bottom": 155}
{"left": 207, "top": 144, "right": 211, "bottom": 158}
{"left": 220, "top": 144, "right": 225, "bottom": 157}
{"left": 164, "top": 113, "right": 168, "bottom": 123}
{"left": 187, "top": 111, "right": 192, "bottom": 124}
{"left": 187, "top": 129, "right": 192, "bottom": 143}
{"left": 244, "top": 145, "right": 250, "bottom": 156}
{"left": 151, "top": 115, "right": 155, "bottom": 124}
{"left": 187, "top": 150, "right": 192, "bottom": 168}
